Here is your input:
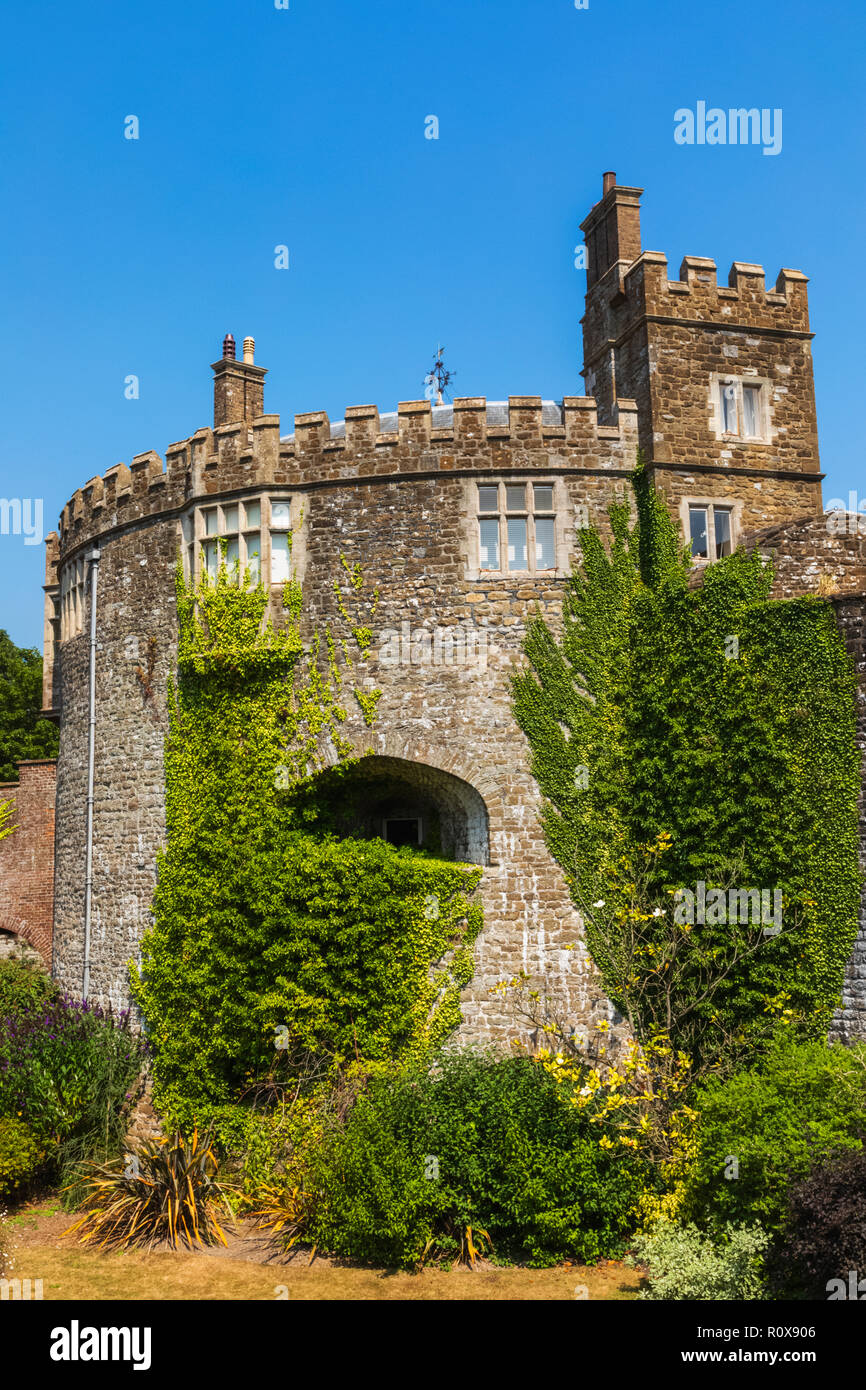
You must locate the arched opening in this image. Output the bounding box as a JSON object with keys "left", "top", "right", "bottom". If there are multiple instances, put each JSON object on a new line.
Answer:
{"left": 299, "top": 755, "right": 490, "bottom": 865}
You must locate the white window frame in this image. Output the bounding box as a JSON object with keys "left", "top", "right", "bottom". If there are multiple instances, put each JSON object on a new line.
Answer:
{"left": 183, "top": 496, "right": 295, "bottom": 588}
{"left": 681, "top": 497, "right": 740, "bottom": 563}
{"left": 710, "top": 373, "right": 770, "bottom": 443}
{"left": 471, "top": 479, "right": 562, "bottom": 578}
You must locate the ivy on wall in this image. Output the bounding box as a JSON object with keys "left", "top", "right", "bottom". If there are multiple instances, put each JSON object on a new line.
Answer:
{"left": 131, "top": 558, "right": 482, "bottom": 1123}
{"left": 512, "top": 460, "right": 861, "bottom": 1058}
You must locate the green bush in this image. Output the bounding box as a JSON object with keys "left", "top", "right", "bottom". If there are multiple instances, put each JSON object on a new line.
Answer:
{"left": 628, "top": 1220, "right": 769, "bottom": 1300}
{"left": 136, "top": 834, "right": 482, "bottom": 1124}
{"left": 0, "top": 1116, "right": 44, "bottom": 1197}
{"left": 305, "top": 1051, "right": 646, "bottom": 1269}
{"left": 681, "top": 1036, "right": 866, "bottom": 1237}
{"left": 0, "top": 958, "right": 58, "bottom": 1021}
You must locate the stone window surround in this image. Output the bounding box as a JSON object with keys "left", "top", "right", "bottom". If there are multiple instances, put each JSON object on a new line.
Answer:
{"left": 708, "top": 371, "right": 772, "bottom": 445}
{"left": 180, "top": 494, "right": 299, "bottom": 588}
{"left": 464, "top": 477, "right": 573, "bottom": 580}
{"left": 680, "top": 495, "right": 743, "bottom": 563}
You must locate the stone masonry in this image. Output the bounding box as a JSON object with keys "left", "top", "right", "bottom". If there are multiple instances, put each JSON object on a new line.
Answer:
{"left": 36, "top": 173, "right": 866, "bottom": 1044}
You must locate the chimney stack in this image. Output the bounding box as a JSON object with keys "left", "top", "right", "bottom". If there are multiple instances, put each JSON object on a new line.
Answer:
{"left": 212, "top": 333, "right": 267, "bottom": 428}
{"left": 580, "top": 172, "right": 644, "bottom": 291}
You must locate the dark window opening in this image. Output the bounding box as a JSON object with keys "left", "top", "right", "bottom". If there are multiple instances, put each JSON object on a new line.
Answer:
{"left": 384, "top": 818, "right": 422, "bottom": 847}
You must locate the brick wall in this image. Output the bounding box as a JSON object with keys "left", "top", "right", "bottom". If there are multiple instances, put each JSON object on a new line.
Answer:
{"left": 0, "top": 760, "right": 57, "bottom": 966}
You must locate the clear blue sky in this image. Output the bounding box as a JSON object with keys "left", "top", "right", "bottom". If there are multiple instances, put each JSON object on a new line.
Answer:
{"left": 1, "top": 0, "right": 863, "bottom": 649}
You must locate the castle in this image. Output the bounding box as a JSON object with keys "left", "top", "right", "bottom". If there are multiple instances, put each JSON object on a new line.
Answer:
{"left": 3, "top": 173, "right": 864, "bottom": 1043}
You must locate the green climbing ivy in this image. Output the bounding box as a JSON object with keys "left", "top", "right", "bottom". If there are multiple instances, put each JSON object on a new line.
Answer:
{"left": 512, "top": 457, "right": 861, "bottom": 1062}
{"left": 131, "top": 554, "right": 482, "bottom": 1124}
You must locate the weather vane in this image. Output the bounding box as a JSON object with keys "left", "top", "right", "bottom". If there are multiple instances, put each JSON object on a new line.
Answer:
{"left": 424, "top": 344, "right": 456, "bottom": 406}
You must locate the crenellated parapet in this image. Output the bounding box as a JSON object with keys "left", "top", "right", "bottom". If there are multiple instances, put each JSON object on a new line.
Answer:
{"left": 579, "top": 172, "right": 820, "bottom": 479}
{"left": 55, "top": 395, "right": 640, "bottom": 563}
{"left": 619, "top": 252, "right": 811, "bottom": 334}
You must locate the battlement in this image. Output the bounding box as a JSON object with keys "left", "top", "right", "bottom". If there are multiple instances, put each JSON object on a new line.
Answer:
{"left": 578, "top": 173, "right": 819, "bottom": 474}
{"left": 581, "top": 173, "right": 811, "bottom": 336}
{"left": 55, "top": 395, "right": 640, "bottom": 561}
{"left": 614, "top": 251, "right": 812, "bottom": 334}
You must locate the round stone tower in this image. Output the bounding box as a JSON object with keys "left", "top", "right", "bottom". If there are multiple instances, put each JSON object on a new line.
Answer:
{"left": 42, "top": 323, "right": 647, "bottom": 1038}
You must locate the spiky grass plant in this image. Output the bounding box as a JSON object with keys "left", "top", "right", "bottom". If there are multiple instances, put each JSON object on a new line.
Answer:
{"left": 63, "top": 1130, "right": 231, "bottom": 1251}
{"left": 242, "top": 1182, "right": 312, "bottom": 1257}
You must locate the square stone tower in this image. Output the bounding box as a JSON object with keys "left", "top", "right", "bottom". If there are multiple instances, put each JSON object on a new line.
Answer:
{"left": 580, "top": 174, "right": 823, "bottom": 545}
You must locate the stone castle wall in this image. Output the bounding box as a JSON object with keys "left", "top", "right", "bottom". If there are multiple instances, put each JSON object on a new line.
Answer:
{"left": 43, "top": 172, "right": 866, "bottom": 1046}
{"left": 49, "top": 396, "right": 645, "bottom": 1040}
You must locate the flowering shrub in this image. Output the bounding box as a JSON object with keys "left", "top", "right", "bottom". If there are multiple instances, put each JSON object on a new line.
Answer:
{"left": 0, "top": 958, "right": 57, "bottom": 1022}
{"left": 532, "top": 1031, "right": 698, "bottom": 1231}
{"left": 0, "top": 995, "right": 146, "bottom": 1142}
{"left": 0, "top": 986, "right": 148, "bottom": 1203}
{"left": 494, "top": 970, "right": 700, "bottom": 1230}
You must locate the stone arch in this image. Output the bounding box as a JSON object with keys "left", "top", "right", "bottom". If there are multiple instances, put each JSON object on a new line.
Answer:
{"left": 310, "top": 753, "right": 490, "bottom": 866}
{"left": 341, "top": 729, "right": 512, "bottom": 808}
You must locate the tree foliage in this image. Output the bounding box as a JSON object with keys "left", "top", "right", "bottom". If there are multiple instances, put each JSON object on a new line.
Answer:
{"left": 0, "top": 630, "right": 57, "bottom": 781}
{"left": 512, "top": 461, "right": 861, "bottom": 1062}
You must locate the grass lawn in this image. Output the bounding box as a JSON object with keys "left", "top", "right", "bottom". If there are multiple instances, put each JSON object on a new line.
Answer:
{"left": 2, "top": 1200, "right": 642, "bottom": 1301}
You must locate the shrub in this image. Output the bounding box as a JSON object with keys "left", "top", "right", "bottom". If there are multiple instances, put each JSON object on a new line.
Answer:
{"left": 0, "top": 1116, "right": 45, "bottom": 1198}
{"left": 65, "top": 1131, "right": 231, "bottom": 1251}
{"left": 135, "top": 833, "right": 482, "bottom": 1123}
{"left": 628, "top": 1220, "right": 769, "bottom": 1300}
{"left": 0, "top": 958, "right": 58, "bottom": 1022}
{"left": 766, "top": 1147, "right": 866, "bottom": 1300}
{"left": 305, "top": 1051, "right": 646, "bottom": 1269}
{"left": 0, "top": 993, "right": 149, "bottom": 1203}
{"left": 681, "top": 1037, "right": 866, "bottom": 1237}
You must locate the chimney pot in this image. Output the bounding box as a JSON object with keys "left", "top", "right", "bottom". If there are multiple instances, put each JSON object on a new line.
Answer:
{"left": 243, "top": 336, "right": 255, "bottom": 365}
{"left": 603, "top": 171, "right": 616, "bottom": 196}
{"left": 222, "top": 333, "right": 236, "bottom": 360}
